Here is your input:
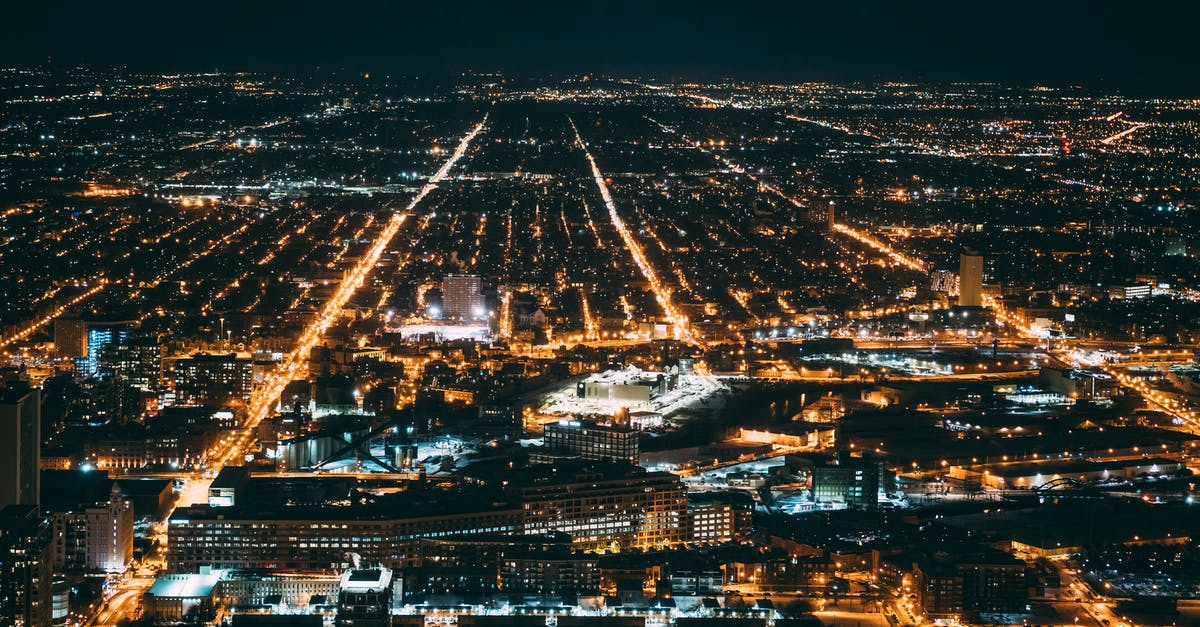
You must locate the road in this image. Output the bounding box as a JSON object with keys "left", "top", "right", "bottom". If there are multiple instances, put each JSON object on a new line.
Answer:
{"left": 0, "top": 281, "right": 107, "bottom": 354}
{"left": 178, "top": 114, "right": 491, "bottom": 496}
{"left": 570, "top": 116, "right": 695, "bottom": 345}
{"left": 813, "top": 609, "right": 890, "bottom": 627}
{"left": 87, "top": 577, "right": 153, "bottom": 627}
{"left": 80, "top": 113, "right": 492, "bottom": 627}
{"left": 1050, "top": 559, "right": 1137, "bottom": 627}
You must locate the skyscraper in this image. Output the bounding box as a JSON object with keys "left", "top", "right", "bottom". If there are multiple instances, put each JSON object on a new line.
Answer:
{"left": 52, "top": 318, "right": 87, "bottom": 362}
{"left": 97, "top": 335, "right": 164, "bottom": 391}
{"left": 958, "top": 252, "right": 984, "bottom": 308}
{"left": 79, "top": 323, "right": 134, "bottom": 378}
{"left": 0, "top": 384, "right": 40, "bottom": 509}
{"left": 85, "top": 484, "right": 134, "bottom": 572}
{"left": 0, "top": 505, "right": 53, "bottom": 627}
{"left": 442, "top": 274, "right": 484, "bottom": 321}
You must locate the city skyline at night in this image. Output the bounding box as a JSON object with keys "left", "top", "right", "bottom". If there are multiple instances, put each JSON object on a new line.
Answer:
{"left": 3, "top": 4, "right": 1200, "bottom": 627}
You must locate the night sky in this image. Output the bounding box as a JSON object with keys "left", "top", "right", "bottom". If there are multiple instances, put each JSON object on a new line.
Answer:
{"left": 3, "top": 0, "right": 1197, "bottom": 92}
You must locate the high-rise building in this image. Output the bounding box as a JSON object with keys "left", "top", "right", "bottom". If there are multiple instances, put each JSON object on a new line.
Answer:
{"left": 49, "top": 484, "right": 134, "bottom": 573}
{"left": 958, "top": 252, "right": 984, "bottom": 307}
{"left": 98, "top": 336, "right": 163, "bottom": 391}
{"left": 442, "top": 274, "right": 484, "bottom": 320}
{"left": 85, "top": 484, "right": 134, "bottom": 572}
{"left": 0, "top": 505, "right": 53, "bottom": 627}
{"left": 0, "top": 383, "right": 40, "bottom": 509}
{"left": 52, "top": 318, "right": 87, "bottom": 362}
{"left": 173, "top": 353, "right": 253, "bottom": 407}
{"left": 542, "top": 419, "right": 639, "bottom": 464}
{"left": 78, "top": 323, "right": 134, "bottom": 378}
{"left": 811, "top": 451, "right": 881, "bottom": 510}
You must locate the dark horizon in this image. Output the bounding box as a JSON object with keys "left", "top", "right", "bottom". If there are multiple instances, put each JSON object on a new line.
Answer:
{"left": 3, "top": 0, "right": 1199, "bottom": 95}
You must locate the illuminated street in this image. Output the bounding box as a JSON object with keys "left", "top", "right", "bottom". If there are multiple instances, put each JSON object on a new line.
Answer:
{"left": 1, "top": 10, "right": 1199, "bottom": 627}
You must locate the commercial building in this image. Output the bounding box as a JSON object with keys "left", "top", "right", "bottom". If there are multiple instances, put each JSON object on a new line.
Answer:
{"left": 685, "top": 493, "right": 751, "bottom": 545}
{"left": 208, "top": 467, "right": 250, "bottom": 508}
{"left": 913, "top": 551, "right": 1028, "bottom": 621}
{"left": 958, "top": 252, "right": 983, "bottom": 308}
{"left": 169, "top": 467, "right": 689, "bottom": 571}
{"left": 670, "top": 568, "right": 724, "bottom": 596}
{"left": 443, "top": 274, "right": 485, "bottom": 321}
{"left": 543, "top": 419, "right": 639, "bottom": 464}
{"left": 0, "top": 383, "right": 40, "bottom": 509}
{"left": 173, "top": 353, "right": 253, "bottom": 407}
{"left": 84, "top": 484, "right": 134, "bottom": 572}
{"left": 97, "top": 336, "right": 163, "bottom": 391}
{"left": 914, "top": 561, "right": 963, "bottom": 619}
{"left": 930, "top": 269, "right": 959, "bottom": 295}
{"left": 336, "top": 568, "right": 394, "bottom": 627}
{"left": 145, "top": 572, "right": 221, "bottom": 623}
{"left": 1108, "top": 283, "right": 1152, "bottom": 301}
{"left": 47, "top": 483, "right": 135, "bottom": 572}
{"left": 578, "top": 380, "right": 654, "bottom": 404}
{"left": 811, "top": 452, "right": 882, "bottom": 510}
{"left": 168, "top": 493, "right": 525, "bottom": 572}
{"left": 50, "top": 578, "right": 69, "bottom": 627}
{"left": 1038, "top": 367, "right": 1119, "bottom": 401}
{"left": 79, "top": 323, "right": 135, "bottom": 378}
{"left": 216, "top": 571, "right": 340, "bottom": 609}
{"left": 951, "top": 457, "right": 1185, "bottom": 490}
{"left": 53, "top": 318, "right": 87, "bottom": 361}
{"left": 500, "top": 554, "right": 600, "bottom": 595}
{"left": 727, "top": 555, "right": 834, "bottom": 593}
{"left": 513, "top": 466, "right": 686, "bottom": 551}
{"left": 84, "top": 428, "right": 214, "bottom": 470}
{"left": 0, "top": 505, "right": 53, "bottom": 627}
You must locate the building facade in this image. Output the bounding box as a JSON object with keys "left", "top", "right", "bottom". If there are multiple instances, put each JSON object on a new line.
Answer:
{"left": 515, "top": 470, "right": 686, "bottom": 551}
{"left": 958, "top": 253, "right": 983, "bottom": 308}
{"left": 85, "top": 485, "right": 135, "bottom": 572}
{"left": 543, "top": 419, "right": 639, "bottom": 464}
{"left": 442, "top": 274, "right": 484, "bottom": 321}
{"left": 0, "top": 505, "right": 53, "bottom": 627}
{"left": 811, "top": 452, "right": 881, "bottom": 510}
{"left": 0, "top": 385, "right": 40, "bottom": 509}
{"left": 173, "top": 353, "right": 253, "bottom": 407}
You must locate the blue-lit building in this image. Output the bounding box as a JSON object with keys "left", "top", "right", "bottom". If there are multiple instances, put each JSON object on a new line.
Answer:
{"left": 76, "top": 324, "right": 134, "bottom": 378}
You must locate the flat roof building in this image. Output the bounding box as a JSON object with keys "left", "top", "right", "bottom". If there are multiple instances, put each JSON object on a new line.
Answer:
{"left": 958, "top": 252, "right": 983, "bottom": 308}
{"left": 0, "top": 384, "right": 40, "bottom": 509}
{"left": 543, "top": 419, "right": 639, "bottom": 465}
